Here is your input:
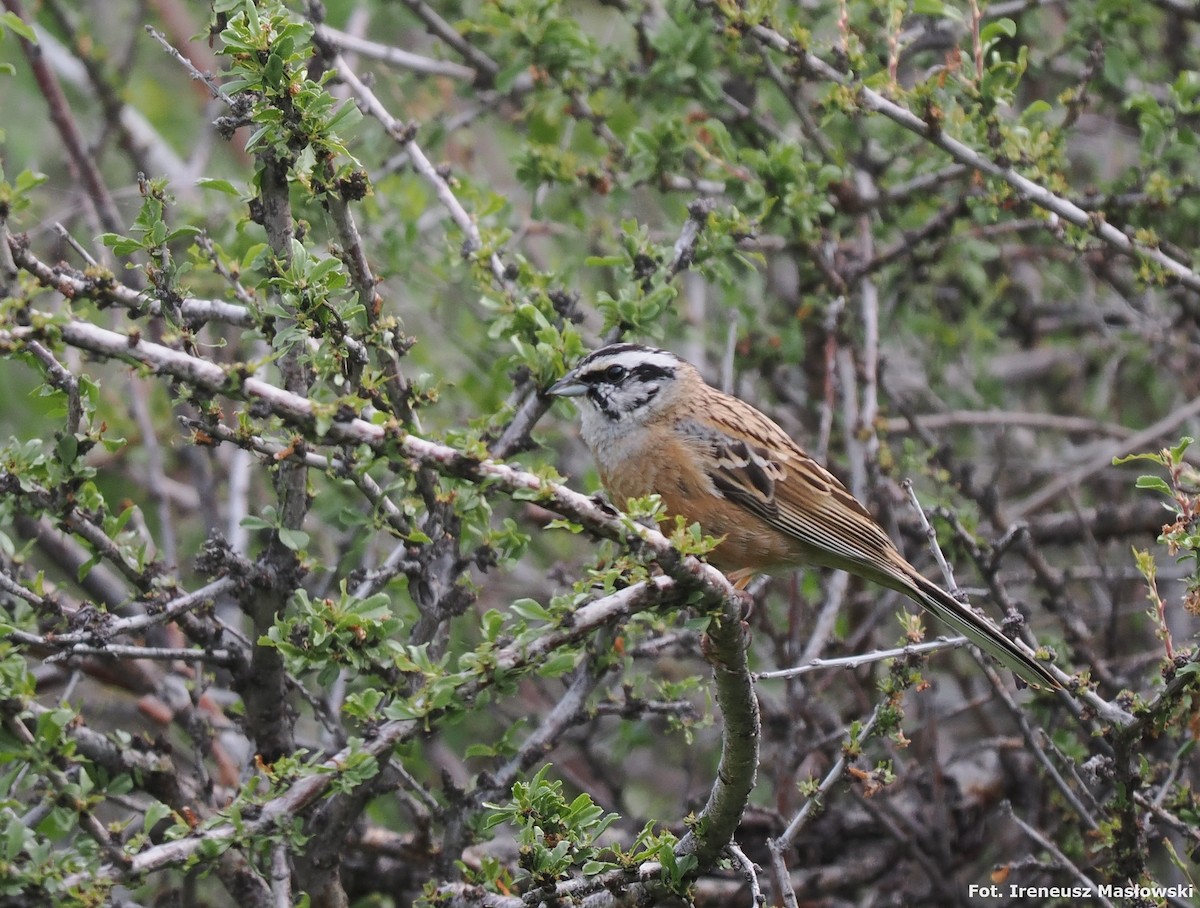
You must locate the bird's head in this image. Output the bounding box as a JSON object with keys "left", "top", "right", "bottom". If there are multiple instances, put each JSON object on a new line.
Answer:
{"left": 549, "top": 343, "right": 690, "bottom": 427}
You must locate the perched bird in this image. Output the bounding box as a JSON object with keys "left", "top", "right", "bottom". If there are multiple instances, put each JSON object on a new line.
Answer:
{"left": 549, "top": 343, "right": 1060, "bottom": 690}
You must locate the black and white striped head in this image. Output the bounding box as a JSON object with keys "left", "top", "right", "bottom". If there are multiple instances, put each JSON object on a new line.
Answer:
{"left": 549, "top": 343, "right": 686, "bottom": 425}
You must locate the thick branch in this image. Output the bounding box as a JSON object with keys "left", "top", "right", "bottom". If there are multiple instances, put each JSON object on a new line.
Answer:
{"left": 676, "top": 613, "right": 759, "bottom": 872}
{"left": 1, "top": 317, "right": 739, "bottom": 596}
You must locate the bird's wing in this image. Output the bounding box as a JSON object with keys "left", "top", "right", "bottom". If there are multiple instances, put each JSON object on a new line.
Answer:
{"left": 679, "top": 393, "right": 903, "bottom": 578}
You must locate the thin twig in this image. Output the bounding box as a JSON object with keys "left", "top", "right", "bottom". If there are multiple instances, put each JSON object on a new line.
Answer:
{"left": 53, "top": 222, "right": 98, "bottom": 265}
{"left": 1001, "top": 801, "right": 1115, "bottom": 908}
{"left": 314, "top": 23, "right": 476, "bottom": 80}
{"left": 395, "top": 0, "right": 500, "bottom": 78}
{"left": 726, "top": 842, "right": 765, "bottom": 907}
{"left": 757, "top": 636, "right": 971, "bottom": 680}
{"left": 881, "top": 410, "right": 1133, "bottom": 439}
{"left": 145, "top": 26, "right": 238, "bottom": 107}
{"left": 333, "top": 53, "right": 510, "bottom": 287}
{"left": 1013, "top": 393, "right": 1200, "bottom": 516}
{"left": 767, "top": 700, "right": 887, "bottom": 908}
{"left": 41, "top": 643, "right": 237, "bottom": 665}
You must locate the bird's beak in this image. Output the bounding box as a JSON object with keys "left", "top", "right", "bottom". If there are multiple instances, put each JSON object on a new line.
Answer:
{"left": 548, "top": 370, "right": 588, "bottom": 398}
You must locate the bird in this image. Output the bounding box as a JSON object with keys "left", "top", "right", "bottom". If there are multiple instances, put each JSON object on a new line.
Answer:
{"left": 548, "top": 342, "right": 1061, "bottom": 690}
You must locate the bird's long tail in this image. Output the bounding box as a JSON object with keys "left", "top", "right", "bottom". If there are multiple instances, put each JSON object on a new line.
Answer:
{"left": 902, "top": 572, "right": 1061, "bottom": 690}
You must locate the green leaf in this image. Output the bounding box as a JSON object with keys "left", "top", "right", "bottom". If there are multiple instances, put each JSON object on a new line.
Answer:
{"left": 196, "top": 178, "right": 242, "bottom": 196}
{"left": 510, "top": 598, "right": 551, "bottom": 622}
{"left": 582, "top": 860, "right": 620, "bottom": 875}
{"left": 264, "top": 53, "right": 286, "bottom": 89}
{"left": 277, "top": 528, "right": 309, "bottom": 551}
{"left": 980, "top": 18, "right": 1017, "bottom": 44}
{"left": 538, "top": 651, "right": 578, "bottom": 678}
{"left": 1113, "top": 450, "right": 1165, "bottom": 466}
{"left": 101, "top": 233, "right": 145, "bottom": 256}
{"left": 55, "top": 434, "right": 78, "bottom": 466}
{"left": 327, "top": 102, "right": 362, "bottom": 134}
{"left": 1135, "top": 475, "right": 1172, "bottom": 495}
{"left": 1, "top": 11, "right": 37, "bottom": 42}
{"left": 166, "top": 225, "right": 202, "bottom": 242}
{"left": 77, "top": 551, "right": 102, "bottom": 582}
{"left": 142, "top": 801, "right": 174, "bottom": 833}
{"left": 14, "top": 169, "right": 47, "bottom": 192}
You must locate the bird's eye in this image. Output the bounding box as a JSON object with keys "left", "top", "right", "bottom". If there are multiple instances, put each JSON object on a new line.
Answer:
{"left": 603, "top": 364, "right": 627, "bottom": 382}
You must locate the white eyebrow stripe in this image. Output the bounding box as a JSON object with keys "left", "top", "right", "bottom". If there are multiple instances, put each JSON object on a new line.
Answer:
{"left": 583, "top": 348, "right": 679, "bottom": 373}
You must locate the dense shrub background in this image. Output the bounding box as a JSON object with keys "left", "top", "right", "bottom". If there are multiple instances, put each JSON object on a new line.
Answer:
{"left": 0, "top": 0, "right": 1198, "bottom": 906}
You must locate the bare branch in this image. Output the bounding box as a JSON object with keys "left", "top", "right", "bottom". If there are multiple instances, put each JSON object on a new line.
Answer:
{"left": 315, "top": 23, "right": 476, "bottom": 80}
{"left": 757, "top": 636, "right": 971, "bottom": 680}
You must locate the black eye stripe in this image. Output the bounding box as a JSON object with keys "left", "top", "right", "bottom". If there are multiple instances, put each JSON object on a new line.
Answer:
{"left": 630, "top": 363, "right": 673, "bottom": 382}
{"left": 583, "top": 362, "right": 674, "bottom": 385}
